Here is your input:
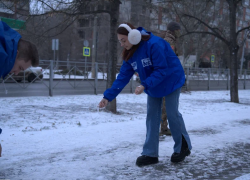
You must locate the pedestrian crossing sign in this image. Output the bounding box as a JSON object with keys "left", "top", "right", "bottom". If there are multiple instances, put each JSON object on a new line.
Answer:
{"left": 211, "top": 55, "right": 215, "bottom": 63}
{"left": 83, "top": 47, "right": 91, "bottom": 57}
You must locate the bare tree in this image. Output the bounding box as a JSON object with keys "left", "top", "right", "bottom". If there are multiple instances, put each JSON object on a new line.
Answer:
{"left": 105, "top": 0, "right": 121, "bottom": 113}
{"left": 159, "top": 0, "right": 250, "bottom": 103}
{"left": 2, "top": 0, "right": 122, "bottom": 112}
{"left": 38, "top": 0, "right": 121, "bottom": 113}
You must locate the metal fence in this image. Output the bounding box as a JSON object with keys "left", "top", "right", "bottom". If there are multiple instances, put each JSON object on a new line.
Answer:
{"left": 184, "top": 68, "right": 250, "bottom": 91}
{"left": 0, "top": 60, "right": 250, "bottom": 97}
{"left": 0, "top": 60, "right": 138, "bottom": 97}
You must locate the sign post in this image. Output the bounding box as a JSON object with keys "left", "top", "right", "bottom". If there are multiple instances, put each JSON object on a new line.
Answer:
{"left": 0, "top": 17, "right": 26, "bottom": 30}
{"left": 52, "top": 39, "right": 59, "bottom": 69}
{"left": 83, "top": 47, "right": 90, "bottom": 57}
{"left": 83, "top": 41, "right": 90, "bottom": 78}
{"left": 211, "top": 55, "right": 215, "bottom": 68}
{"left": 83, "top": 40, "right": 89, "bottom": 77}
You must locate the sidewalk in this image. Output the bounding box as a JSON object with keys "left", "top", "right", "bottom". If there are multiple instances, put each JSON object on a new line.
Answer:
{"left": 0, "top": 90, "right": 249, "bottom": 179}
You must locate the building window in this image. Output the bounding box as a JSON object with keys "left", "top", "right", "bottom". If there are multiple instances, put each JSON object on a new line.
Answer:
{"left": 97, "top": 5, "right": 104, "bottom": 10}
{"left": 78, "top": 19, "right": 90, "bottom": 27}
{"left": 239, "top": 20, "right": 243, "bottom": 26}
{"left": 78, "top": 30, "right": 85, "bottom": 39}
{"left": 159, "top": 24, "right": 166, "bottom": 31}
{"left": 142, "top": 6, "right": 146, "bottom": 15}
{"left": 243, "top": 21, "right": 248, "bottom": 27}
{"left": 246, "top": 8, "right": 250, "bottom": 14}
{"left": 140, "top": 15, "right": 145, "bottom": 27}
{"left": 246, "top": 15, "right": 250, "bottom": 21}
{"left": 90, "top": 5, "right": 95, "bottom": 11}
{"left": 0, "top": 0, "right": 28, "bottom": 9}
{"left": 19, "top": 0, "right": 29, "bottom": 7}
{"left": 244, "top": 0, "right": 249, "bottom": 6}
{"left": 97, "top": 18, "right": 101, "bottom": 26}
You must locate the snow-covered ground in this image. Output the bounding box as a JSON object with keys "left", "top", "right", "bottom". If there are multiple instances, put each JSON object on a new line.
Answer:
{"left": 0, "top": 90, "right": 250, "bottom": 180}
{"left": 235, "top": 173, "right": 250, "bottom": 180}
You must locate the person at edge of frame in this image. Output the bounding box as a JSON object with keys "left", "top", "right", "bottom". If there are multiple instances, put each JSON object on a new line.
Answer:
{"left": 0, "top": 21, "right": 39, "bottom": 157}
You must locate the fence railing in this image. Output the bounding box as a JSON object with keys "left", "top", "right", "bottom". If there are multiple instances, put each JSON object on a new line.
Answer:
{"left": 184, "top": 68, "right": 250, "bottom": 91}
{"left": 0, "top": 60, "right": 250, "bottom": 97}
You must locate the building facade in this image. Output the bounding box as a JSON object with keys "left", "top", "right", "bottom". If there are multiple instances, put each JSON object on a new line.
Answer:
{"left": 0, "top": 0, "right": 29, "bottom": 30}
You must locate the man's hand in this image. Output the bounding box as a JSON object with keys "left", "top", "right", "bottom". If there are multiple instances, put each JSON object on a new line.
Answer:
{"left": 99, "top": 98, "right": 108, "bottom": 108}
{"left": 135, "top": 85, "right": 145, "bottom": 95}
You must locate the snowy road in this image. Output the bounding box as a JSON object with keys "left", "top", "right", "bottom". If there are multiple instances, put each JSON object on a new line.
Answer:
{"left": 0, "top": 90, "right": 250, "bottom": 180}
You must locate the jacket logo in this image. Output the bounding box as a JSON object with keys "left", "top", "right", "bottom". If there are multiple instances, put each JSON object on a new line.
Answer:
{"left": 131, "top": 62, "right": 137, "bottom": 70}
{"left": 141, "top": 58, "right": 152, "bottom": 67}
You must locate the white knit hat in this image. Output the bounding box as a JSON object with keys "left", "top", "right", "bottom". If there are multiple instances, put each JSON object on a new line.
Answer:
{"left": 119, "top": 24, "right": 141, "bottom": 45}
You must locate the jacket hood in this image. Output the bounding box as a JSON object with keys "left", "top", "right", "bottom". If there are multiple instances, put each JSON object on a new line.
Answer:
{"left": 0, "top": 21, "right": 21, "bottom": 78}
{"left": 137, "top": 27, "right": 151, "bottom": 36}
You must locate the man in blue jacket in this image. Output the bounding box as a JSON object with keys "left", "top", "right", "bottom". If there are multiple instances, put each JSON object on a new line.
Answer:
{"left": 0, "top": 21, "right": 39, "bottom": 157}
{"left": 99, "top": 23, "right": 192, "bottom": 166}
{"left": 0, "top": 21, "right": 39, "bottom": 79}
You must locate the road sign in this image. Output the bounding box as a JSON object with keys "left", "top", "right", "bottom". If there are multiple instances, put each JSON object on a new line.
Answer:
{"left": 211, "top": 55, "right": 215, "bottom": 63}
{"left": 52, "top": 39, "right": 59, "bottom": 50}
{"left": 0, "top": 17, "right": 26, "bottom": 30}
{"left": 84, "top": 40, "right": 89, "bottom": 47}
{"left": 83, "top": 47, "right": 91, "bottom": 57}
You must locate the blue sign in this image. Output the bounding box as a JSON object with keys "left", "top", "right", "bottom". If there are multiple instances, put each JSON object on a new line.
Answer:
{"left": 211, "top": 55, "right": 215, "bottom": 63}
{"left": 83, "top": 47, "right": 90, "bottom": 57}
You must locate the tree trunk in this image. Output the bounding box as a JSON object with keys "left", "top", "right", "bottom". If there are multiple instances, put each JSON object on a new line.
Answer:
{"left": 228, "top": 0, "right": 239, "bottom": 103}
{"left": 106, "top": 0, "right": 120, "bottom": 113}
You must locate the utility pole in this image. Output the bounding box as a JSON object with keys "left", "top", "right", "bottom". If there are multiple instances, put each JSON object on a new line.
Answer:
{"left": 91, "top": 15, "right": 97, "bottom": 78}
{"left": 240, "top": 30, "right": 249, "bottom": 77}
{"left": 195, "top": 24, "right": 201, "bottom": 68}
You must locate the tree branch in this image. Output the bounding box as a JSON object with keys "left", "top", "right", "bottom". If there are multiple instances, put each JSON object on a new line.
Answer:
{"left": 171, "top": 2, "right": 190, "bottom": 34}
{"left": 24, "top": 14, "right": 77, "bottom": 39}
{"left": 31, "top": 9, "right": 111, "bottom": 17}
{"left": 236, "top": 26, "right": 250, "bottom": 37}
{"left": 34, "top": 0, "right": 111, "bottom": 17}
{"left": 181, "top": 31, "right": 229, "bottom": 46}
{"left": 181, "top": 13, "right": 229, "bottom": 45}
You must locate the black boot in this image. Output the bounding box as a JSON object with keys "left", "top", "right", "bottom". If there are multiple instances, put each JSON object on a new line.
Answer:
{"left": 171, "top": 136, "right": 191, "bottom": 163}
{"left": 136, "top": 155, "right": 159, "bottom": 167}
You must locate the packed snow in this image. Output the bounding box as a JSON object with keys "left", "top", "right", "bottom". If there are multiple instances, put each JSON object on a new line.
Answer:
{"left": 0, "top": 90, "right": 250, "bottom": 180}
{"left": 235, "top": 173, "right": 250, "bottom": 180}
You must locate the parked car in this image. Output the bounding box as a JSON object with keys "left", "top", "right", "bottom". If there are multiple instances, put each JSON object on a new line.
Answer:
{"left": 9, "top": 67, "right": 43, "bottom": 82}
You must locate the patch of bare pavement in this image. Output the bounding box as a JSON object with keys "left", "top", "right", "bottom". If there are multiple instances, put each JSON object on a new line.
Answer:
{"left": 133, "top": 142, "right": 250, "bottom": 180}
{"left": 90, "top": 142, "right": 250, "bottom": 180}
{"left": 92, "top": 143, "right": 250, "bottom": 180}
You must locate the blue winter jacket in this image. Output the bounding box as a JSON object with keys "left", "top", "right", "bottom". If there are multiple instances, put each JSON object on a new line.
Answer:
{"left": 0, "top": 21, "right": 21, "bottom": 78}
{"left": 103, "top": 27, "right": 185, "bottom": 101}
